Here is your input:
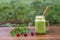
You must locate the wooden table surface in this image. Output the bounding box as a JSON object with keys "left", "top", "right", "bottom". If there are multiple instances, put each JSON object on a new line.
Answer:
{"left": 0, "top": 26, "right": 60, "bottom": 40}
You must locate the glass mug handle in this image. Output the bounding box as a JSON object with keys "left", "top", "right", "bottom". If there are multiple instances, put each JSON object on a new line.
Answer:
{"left": 46, "top": 20, "right": 50, "bottom": 32}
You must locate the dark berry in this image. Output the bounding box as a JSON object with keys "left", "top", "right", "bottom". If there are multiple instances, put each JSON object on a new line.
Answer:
{"left": 24, "top": 33, "right": 27, "bottom": 37}
{"left": 16, "top": 33, "right": 20, "bottom": 37}
{"left": 31, "top": 32, "right": 34, "bottom": 36}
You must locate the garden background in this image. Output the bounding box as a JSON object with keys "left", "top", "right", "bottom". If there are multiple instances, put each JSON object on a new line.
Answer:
{"left": 0, "top": 0, "right": 60, "bottom": 27}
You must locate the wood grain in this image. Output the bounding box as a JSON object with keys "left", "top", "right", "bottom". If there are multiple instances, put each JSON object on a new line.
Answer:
{"left": 0, "top": 26, "right": 60, "bottom": 40}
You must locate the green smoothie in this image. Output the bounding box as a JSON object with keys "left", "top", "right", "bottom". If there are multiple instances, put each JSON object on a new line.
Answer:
{"left": 35, "top": 16, "right": 46, "bottom": 34}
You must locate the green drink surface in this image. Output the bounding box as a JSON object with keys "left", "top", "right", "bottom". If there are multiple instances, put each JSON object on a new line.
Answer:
{"left": 35, "top": 21, "right": 46, "bottom": 33}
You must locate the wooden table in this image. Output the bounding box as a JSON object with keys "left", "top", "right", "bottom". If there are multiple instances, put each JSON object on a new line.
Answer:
{"left": 0, "top": 26, "right": 60, "bottom": 40}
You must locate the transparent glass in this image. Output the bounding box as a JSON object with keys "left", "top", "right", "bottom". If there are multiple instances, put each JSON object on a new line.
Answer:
{"left": 35, "top": 16, "right": 46, "bottom": 34}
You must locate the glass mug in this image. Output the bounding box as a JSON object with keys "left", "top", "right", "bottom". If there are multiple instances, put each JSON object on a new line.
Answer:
{"left": 35, "top": 16, "right": 46, "bottom": 34}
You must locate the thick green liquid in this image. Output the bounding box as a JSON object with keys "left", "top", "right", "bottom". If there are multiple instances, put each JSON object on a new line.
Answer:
{"left": 35, "top": 21, "right": 46, "bottom": 34}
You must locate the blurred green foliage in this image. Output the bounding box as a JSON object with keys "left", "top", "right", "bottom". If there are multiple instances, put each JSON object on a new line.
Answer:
{"left": 0, "top": 0, "right": 60, "bottom": 25}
